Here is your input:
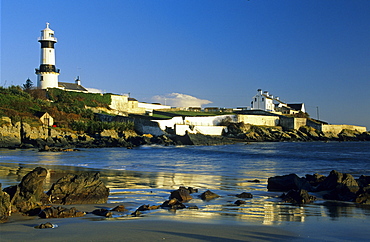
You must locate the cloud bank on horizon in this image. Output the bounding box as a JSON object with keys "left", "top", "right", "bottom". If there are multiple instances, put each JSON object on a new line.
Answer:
{"left": 152, "top": 93, "right": 212, "bottom": 108}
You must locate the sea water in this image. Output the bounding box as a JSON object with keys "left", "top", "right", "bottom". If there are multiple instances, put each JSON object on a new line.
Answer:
{"left": 1, "top": 141, "right": 370, "bottom": 236}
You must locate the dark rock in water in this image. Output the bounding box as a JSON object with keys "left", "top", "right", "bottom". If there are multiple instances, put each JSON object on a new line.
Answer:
{"left": 39, "top": 145, "right": 80, "bottom": 152}
{"left": 0, "top": 184, "right": 11, "bottom": 222}
{"left": 234, "top": 200, "right": 246, "bottom": 206}
{"left": 357, "top": 175, "right": 370, "bottom": 189}
{"left": 131, "top": 209, "right": 142, "bottom": 217}
{"left": 316, "top": 170, "right": 359, "bottom": 193}
{"left": 236, "top": 192, "right": 253, "bottom": 198}
{"left": 305, "top": 173, "right": 326, "bottom": 187}
{"left": 280, "top": 189, "right": 316, "bottom": 204}
{"left": 200, "top": 190, "right": 220, "bottom": 201}
{"left": 247, "top": 179, "right": 260, "bottom": 183}
{"left": 34, "top": 222, "right": 57, "bottom": 229}
{"left": 131, "top": 204, "right": 161, "bottom": 216}
{"left": 39, "top": 206, "right": 85, "bottom": 218}
{"left": 92, "top": 208, "right": 112, "bottom": 218}
{"left": 187, "top": 205, "right": 199, "bottom": 209}
{"left": 267, "top": 173, "right": 312, "bottom": 192}
{"left": 4, "top": 167, "right": 48, "bottom": 213}
{"left": 355, "top": 188, "right": 370, "bottom": 204}
{"left": 161, "top": 198, "right": 186, "bottom": 209}
{"left": 137, "top": 204, "right": 151, "bottom": 211}
{"left": 170, "top": 187, "right": 193, "bottom": 202}
{"left": 47, "top": 172, "right": 109, "bottom": 205}
{"left": 187, "top": 187, "right": 198, "bottom": 194}
{"left": 316, "top": 170, "right": 359, "bottom": 202}
{"left": 111, "top": 205, "right": 127, "bottom": 212}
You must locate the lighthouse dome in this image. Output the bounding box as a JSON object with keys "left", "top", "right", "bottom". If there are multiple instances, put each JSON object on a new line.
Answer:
{"left": 39, "top": 22, "right": 57, "bottom": 42}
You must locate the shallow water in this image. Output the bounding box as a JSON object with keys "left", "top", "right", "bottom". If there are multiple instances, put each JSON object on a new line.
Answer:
{"left": 1, "top": 142, "right": 370, "bottom": 228}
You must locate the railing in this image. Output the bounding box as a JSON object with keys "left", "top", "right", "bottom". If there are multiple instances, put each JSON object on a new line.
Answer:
{"left": 38, "top": 37, "right": 57, "bottom": 42}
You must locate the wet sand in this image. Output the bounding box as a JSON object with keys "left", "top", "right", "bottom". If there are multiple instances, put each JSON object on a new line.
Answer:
{"left": 0, "top": 215, "right": 298, "bottom": 242}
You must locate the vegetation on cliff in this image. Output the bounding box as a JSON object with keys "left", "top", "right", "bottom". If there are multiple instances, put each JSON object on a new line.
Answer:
{"left": 0, "top": 85, "right": 133, "bottom": 133}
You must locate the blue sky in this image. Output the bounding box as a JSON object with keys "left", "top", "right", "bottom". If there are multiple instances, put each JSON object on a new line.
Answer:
{"left": 1, "top": 0, "right": 369, "bottom": 129}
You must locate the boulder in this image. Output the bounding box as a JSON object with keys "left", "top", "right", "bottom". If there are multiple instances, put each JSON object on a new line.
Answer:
{"left": 4, "top": 167, "right": 48, "bottom": 213}
{"left": 92, "top": 208, "right": 112, "bottom": 217}
{"left": 305, "top": 173, "right": 326, "bottom": 187}
{"left": 39, "top": 206, "right": 85, "bottom": 218}
{"left": 34, "top": 222, "right": 57, "bottom": 229}
{"left": 316, "top": 170, "right": 359, "bottom": 193}
{"left": 0, "top": 184, "right": 11, "bottom": 222}
{"left": 267, "top": 173, "right": 312, "bottom": 192}
{"left": 234, "top": 200, "right": 246, "bottom": 206}
{"left": 169, "top": 187, "right": 193, "bottom": 202}
{"left": 111, "top": 205, "right": 127, "bottom": 212}
{"left": 200, "top": 190, "right": 220, "bottom": 201}
{"left": 357, "top": 175, "right": 370, "bottom": 189}
{"left": 160, "top": 198, "right": 186, "bottom": 209}
{"left": 280, "top": 189, "right": 316, "bottom": 204}
{"left": 355, "top": 189, "right": 370, "bottom": 204}
{"left": 47, "top": 172, "right": 109, "bottom": 205}
{"left": 236, "top": 192, "right": 253, "bottom": 198}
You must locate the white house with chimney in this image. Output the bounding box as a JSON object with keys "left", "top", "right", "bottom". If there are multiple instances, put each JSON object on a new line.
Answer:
{"left": 251, "top": 89, "right": 305, "bottom": 114}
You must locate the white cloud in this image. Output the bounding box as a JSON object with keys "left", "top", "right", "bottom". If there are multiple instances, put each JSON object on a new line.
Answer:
{"left": 151, "top": 93, "right": 212, "bottom": 108}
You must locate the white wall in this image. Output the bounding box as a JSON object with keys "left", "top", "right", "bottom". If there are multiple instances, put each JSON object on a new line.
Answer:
{"left": 321, "top": 124, "right": 367, "bottom": 135}
{"left": 109, "top": 95, "right": 129, "bottom": 111}
{"left": 175, "top": 124, "right": 226, "bottom": 136}
{"left": 238, "top": 115, "right": 280, "bottom": 126}
{"left": 153, "top": 115, "right": 236, "bottom": 130}
{"left": 138, "top": 102, "right": 172, "bottom": 111}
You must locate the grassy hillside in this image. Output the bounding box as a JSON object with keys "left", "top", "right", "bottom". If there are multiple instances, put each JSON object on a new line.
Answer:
{"left": 0, "top": 86, "right": 133, "bottom": 133}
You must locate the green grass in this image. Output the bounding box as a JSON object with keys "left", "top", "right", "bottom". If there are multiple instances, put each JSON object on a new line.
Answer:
{"left": 0, "top": 86, "right": 135, "bottom": 132}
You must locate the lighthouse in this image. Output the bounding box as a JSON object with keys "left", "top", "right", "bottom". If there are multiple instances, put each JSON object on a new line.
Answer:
{"left": 36, "top": 22, "right": 60, "bottom": 89}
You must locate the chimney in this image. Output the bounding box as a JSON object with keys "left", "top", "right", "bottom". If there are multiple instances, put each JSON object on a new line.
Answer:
{"left": 75, "top": 76, "right": 81, "bottom": 86}
{"left": 263, "top": 91, "right": 269, "bottom": 96}
{"left": 257, "top": 89, "right": 262, "bottom": 94}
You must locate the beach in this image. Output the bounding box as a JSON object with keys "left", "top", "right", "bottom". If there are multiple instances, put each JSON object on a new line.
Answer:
{"left": 1, "top": 142, "right": 370, "bottom": 241}
{"left": 2, "top": 203, "right": 370, "bottom": 241}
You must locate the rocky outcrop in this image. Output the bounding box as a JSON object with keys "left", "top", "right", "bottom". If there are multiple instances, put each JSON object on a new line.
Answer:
{"left": 200, "top": 190, "right": 220, "bottom": 200}
{"left": 0, "top": 121, "right": 22, "bottom": 148}
{"left": 236, "top": 192, "right": 253, "bottom": 198}
{"left": 267, "top": 173, "right": 312, "bottom": 192}
{"left": 4, "top": 167, "right": 48, "bottom": 213}
{"left": 0, "top": 184, "right": 11, "bottom": 222}
{"left": 47, "top": 172, "right": 109, "bottom": 205}
{"left": 39, "top": 206, "right": 85, "bottom": 218}
{"left": 280, "top": 189, "right": 316, "bottom": 204}
{"left": 269, "top": 170, "right": 370, "bottom": 204}
{"left": 169, "top": 187, "right": 194, "bottom": 202}
{"left": 225, "top": 123, "right": 370, "bottom": 142}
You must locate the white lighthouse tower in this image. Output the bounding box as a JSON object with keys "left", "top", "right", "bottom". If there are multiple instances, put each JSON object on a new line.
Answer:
{"left": 36, "top": 22, "right": 60, "bottom": 89}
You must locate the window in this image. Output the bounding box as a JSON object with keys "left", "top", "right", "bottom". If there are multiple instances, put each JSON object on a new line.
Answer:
{"left": 262, "top": 98, "right": 264, "bottom": 101}
{"left": 255, "top": 98, "right": 257, "bottom": 102}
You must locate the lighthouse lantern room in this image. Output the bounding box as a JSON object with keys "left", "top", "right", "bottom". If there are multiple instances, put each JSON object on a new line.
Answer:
{"left": 36, "top": 22, "right": 60, "bottom": 89}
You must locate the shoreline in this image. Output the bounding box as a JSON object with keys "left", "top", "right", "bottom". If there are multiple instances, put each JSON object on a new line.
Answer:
{"left": 0, "top": 214, "right": 300, "bottom": 241}
{"left": 2, "top": 209, "right": 370, "bottom": 241}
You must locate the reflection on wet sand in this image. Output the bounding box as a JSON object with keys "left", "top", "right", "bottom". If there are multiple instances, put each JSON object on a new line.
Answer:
{"left": 1, "top": 163, "right": 369, "bottom": 224}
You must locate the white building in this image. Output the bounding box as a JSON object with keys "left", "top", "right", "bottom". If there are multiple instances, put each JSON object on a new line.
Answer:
{"left": 36, "top": 23, "right": 60, "bottom": 89}
{"left": 251, "top": 89, "right": 305, "bottom": 114}
{"left": 251, "top": 89, "right": 275, "bottom": 111}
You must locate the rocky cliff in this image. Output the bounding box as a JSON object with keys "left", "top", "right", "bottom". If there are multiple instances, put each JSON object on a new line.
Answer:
{"left": 1, "top": 118, "right": 369, "bottom": 149}
{"left": 224, "top": 122, "right": 370, "bottom": 142}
